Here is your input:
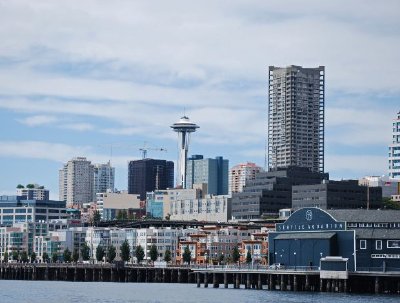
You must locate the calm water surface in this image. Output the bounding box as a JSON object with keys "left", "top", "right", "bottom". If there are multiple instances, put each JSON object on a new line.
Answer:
{"left": 0, "top": 281, "right": 398, "bottom": 303}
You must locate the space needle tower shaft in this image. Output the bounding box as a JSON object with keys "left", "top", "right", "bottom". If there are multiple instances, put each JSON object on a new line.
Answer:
{"left": 170, "top": 116, "right": 199, "bottom": 188}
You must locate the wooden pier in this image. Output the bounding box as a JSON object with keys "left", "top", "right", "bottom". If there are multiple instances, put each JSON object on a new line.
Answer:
{"left": 1, "top": 263, "right": 399, "bottom": 294}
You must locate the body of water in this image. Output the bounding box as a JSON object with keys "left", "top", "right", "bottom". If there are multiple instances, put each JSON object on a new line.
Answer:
{"left": 0, "top": 281, "right": 399, "bottom": 303}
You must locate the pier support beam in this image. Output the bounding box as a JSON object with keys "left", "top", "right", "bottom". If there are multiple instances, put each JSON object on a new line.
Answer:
{"left": 204, "top": 272, "right": 208, "bottom": 288}
{"left": 257, "top": 274, "right": 262, "bottom": 290}
{"left": 375, "top": 276, "right": 381, "bottom": 294}
{"left": 280, "top": 275, "right": 285, "bottom": 291}
{"left": 246, "top": 273, "right": 251, "bottom": 289}
{"left": 293, "top": 275, "right": 298, "bottom": 292}
{"left": 213, "top": 273, "right": 219, "bottom": 288}
{"left": 224, "top": 273, "right": 228, "bottom": 288}
{"left": 197, "top": 273, "right": 201, "bottom": 288}
{"left": 235, "top": 273, "right": 240, "bottom": 289}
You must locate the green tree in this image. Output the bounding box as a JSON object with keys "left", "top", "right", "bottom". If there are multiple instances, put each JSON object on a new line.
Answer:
{"left": 42, "top": 252, "right": 49, "bottom": 263}
{"left": 12, "top": 251, "right": 19, "bottom": 261}
{"left": 3, "top": 252, "right": 9, "bottom": 263}
{"left": 63, "top": 248, "right": 72, "bottom": 263}
{"left": 72, "top": 249, "right": 79, "bottom": 263}
{"left": 16, "top": 184, "right": 24, "bottom": 189}
{"left": 218, "top": 253, "right": 225, "bottom": 264}
{"left": 135, "top": 245, "right": 145, "bottom": 264}
{"left": 52, "top": 253, "right": 58, "bottom": 263}
{"left": 92, "top": 211, "right": 101, "bottom": 226}
{"left": 383, "top": 197, "right": 400, "bottom": 210}
{"left": 81, "top": 243, "right": 90, "bottom": 261}
{"left": 232, "top": 246, "right": 240, "bottom": 263}
{"left": 149, "top": 244, "right": 158, "bottom": 263}
{"left": 20, "top": 251, "right": 28, "bottom": 263}
{"left": 116, "top": 209, "right": 128, "bottom": 220}
{"left": 96, "top": 245, "right": 105, "bottom": 262}
{"left": 108, "top": 245, "right": 116, "bottom": 263}
{"left": 164, "top": 249, "right": 172, "bottom": 263}
{"left": 165, "top": 213, "right": 171, "bottom": 221}
{"left": 246, "top": 251, "right": 252, "bottom": 264}
{"left": 182, "top": 246, "right": 192, "bottom": 265}
{"left": 120, "top": 240, "right": 130, "bottom": 262}
{"left": 26, "top": 184, "right": 35, "bottom": 189}
{"left": 30, "top": 252, "right": 37, "bottom": 263}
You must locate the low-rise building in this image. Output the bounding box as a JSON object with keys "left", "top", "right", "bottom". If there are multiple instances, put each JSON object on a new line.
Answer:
{"left": 170, "top": 195, "right": 232, "bottom": 222}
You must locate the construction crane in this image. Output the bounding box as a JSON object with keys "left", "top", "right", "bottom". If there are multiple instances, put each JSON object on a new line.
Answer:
{"left": 139, "top": 142, "right": 167, "bottom": 159}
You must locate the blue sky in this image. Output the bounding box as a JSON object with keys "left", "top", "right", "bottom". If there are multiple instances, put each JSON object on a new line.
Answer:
{"left": 0, "top": 0, "right": 399, "bottom": 199}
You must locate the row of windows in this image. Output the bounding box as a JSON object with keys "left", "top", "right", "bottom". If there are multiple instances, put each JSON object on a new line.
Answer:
{"left": 360, "top": 239, "right": 400, "bottom": 250}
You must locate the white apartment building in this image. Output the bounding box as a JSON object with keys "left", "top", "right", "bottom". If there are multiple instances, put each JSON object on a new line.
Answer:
{"left": 16, "top": 184, "right": 49, "bottom": 201}
{"left": 389, "top": 111, "right": 400, "bottom": 179}
{"left": 229, "top": 162, "right": 263, "bottom": 194}
{"left": 93, "top": 161, "right": 115, "bottom": 199}
{"left": 126, "top": 227, "right": 182, "bottom": 262}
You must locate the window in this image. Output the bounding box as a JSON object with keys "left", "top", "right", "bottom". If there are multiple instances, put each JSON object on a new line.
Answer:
{"left": 387, "top": 240, "right": 400, "bottom": 248}
{"left": 376, "top": 240, "right": 382, "bottom": 250}
{"left": 360, "top": 240, "right": 367, "bottom": 249}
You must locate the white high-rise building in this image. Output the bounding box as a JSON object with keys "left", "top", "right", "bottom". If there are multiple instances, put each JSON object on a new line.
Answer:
{"left": 93, "top": 161, "right": 115, "bottom": 199}
{"left": 229, "top": 162, "right": 263, "bottom": 194}
{"left": 389, "top": 111, "right": 400, "bottom": 179}
{"left": 59, "top": 157, "right": 94, "bottom": 205}
{"left": 268, "top": 65, "right": 325, "bottom": 173}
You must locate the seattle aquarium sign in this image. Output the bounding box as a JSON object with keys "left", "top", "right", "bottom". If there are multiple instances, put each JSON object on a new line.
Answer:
{"left": 276, "top": 208, "right": 345, "bottom": 232}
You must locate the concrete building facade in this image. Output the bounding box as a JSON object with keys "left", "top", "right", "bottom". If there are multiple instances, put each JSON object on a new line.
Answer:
{"left": 59, "top": 157, "right": 94, "bottom": 205}
{"left": 16, "top": 184, "right": 49, "bottom": 201}
{"left": 268, "top": 65, "right": 325, "bottom": 173}
{"left": 229, "top": 162, "right": 263, "bottom": 194}
{"left": 389, "top": 111, "right": 400, "bottom": 179}
{"left": 231, "top": 166, "right": 328, "bottom": 220}
{"left": 292, "top": 180, "right": 382, "bottom": 210}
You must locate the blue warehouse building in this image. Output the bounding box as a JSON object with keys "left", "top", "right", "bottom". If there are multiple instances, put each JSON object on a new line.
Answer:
{"left": 269, "top": 207, "right": 400, "bottom": 272}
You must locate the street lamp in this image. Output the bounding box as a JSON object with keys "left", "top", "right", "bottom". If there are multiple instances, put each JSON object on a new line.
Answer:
{"left": 294, "top": 252, "right": 297, "bottom": 271}
{"left": 205, "top": 252, "right": 208, "bottom": 269}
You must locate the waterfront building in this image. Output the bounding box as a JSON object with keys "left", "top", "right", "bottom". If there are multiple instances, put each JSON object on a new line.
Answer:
{"left": 292, "top": 180, "right": 382, "bottom": 210}
{"left": 59, "top": 157, "right": 94, "bottom": 205}
{"left": 170, "top": 194, "right": 232, "bottom": 222}
{"left": 0, "top": 195, "right": 68, "bottom": 225}
{"left": 102, "top": 192, "right": 143, "bottom": 220}
{"left": 128, "top": 159, "right": 174, "bottom": 201}
{"left": 186, "top": 155, "right": 229, "bottom": 195}
{"left": 269, "top": 207, "right": 400, "bottom": 271}
{"left": 389, "top": 111, "right": 400, "bottom": 179}
{"left": 16, "top": 184, "right": 49, "bottom": 201}
{"left": 231, "top": 166, "right": 328, "bottom": 220}
{"left": 93, "top": 161, "right": 115, "bottom": 199}
{"left": 240, "top": 231, "right": 269, "bottom": 265}
{"left": 268, "top": 65, "right": 325, "bottom": 173}
{"left": 229, "top": 162, "right": 263, "bottom": 195}
{"left": 126, "top": 227, "right": 181, "bottom": 262}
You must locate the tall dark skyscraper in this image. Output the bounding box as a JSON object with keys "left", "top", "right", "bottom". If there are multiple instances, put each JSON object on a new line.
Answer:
{"left": 268, "top": 65, "right": 325, "bottom": 173}
{"left": 128, "top": 159, "right": 174, "bottom": 200}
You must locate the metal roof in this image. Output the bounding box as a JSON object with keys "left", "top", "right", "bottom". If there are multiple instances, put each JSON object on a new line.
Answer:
{"left": 274, "top": 232, "right": 336, "bottom": 240}
{"left": 327, "top": 209, "right": 400, "bottom": 223}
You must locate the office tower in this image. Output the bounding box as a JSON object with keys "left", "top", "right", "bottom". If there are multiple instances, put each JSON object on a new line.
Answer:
{"left": 93, "top": 161, "right": 115, "bottom": 198}
{"left": 186, "top": 155, "right": 228, "bottom": 195}
{"left": 229, "top": 162, "right": 263, "bottom": 194}
{"left": 59, "top": 157, "right": 94, "bottom": 205}
{"left": 389, "top": 111, "right": 400, "bottom": 179}
{"left": 171, "top": 116, "right": 199, "bottom": 188}
{"left": 128, "top": 159, "right": 174, "bottom": 200}
{"left": 268, "top": 65, "right": 325, "bottom": 173}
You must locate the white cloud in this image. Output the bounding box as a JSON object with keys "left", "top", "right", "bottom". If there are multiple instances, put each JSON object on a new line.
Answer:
{"left": 17, "top": 115, "right": 58, "bottom": 126}
{"left": 60, "top": 123, "right": 94, "bottom": 132}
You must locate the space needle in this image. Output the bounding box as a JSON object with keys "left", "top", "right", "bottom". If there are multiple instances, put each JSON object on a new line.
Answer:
{"left": 171, "top": 115, "right": 199, "bottom": 188}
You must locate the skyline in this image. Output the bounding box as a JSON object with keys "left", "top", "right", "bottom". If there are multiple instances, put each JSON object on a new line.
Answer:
{"left": 0, "top": 1, "right": 399, "bottom": 199}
